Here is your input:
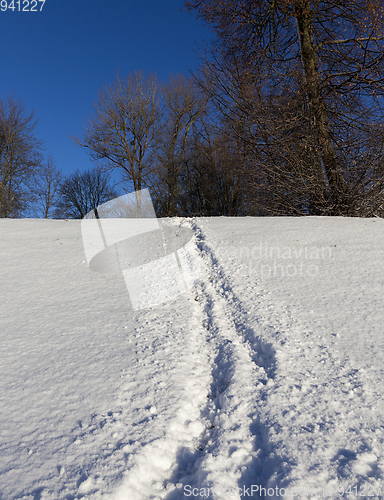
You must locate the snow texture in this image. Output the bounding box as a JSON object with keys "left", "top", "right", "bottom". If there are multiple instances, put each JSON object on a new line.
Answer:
{"left": 1, "top": 216, "right": 384, "bottom": 499}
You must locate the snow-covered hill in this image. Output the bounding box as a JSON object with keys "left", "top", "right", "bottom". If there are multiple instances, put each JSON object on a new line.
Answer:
{"left": 1, "top": 217, "right": 384, "bottom": 500}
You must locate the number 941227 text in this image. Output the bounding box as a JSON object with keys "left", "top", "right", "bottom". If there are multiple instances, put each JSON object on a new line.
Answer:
{"left": 1, "top": 0, "right": 45, "bottom": 11}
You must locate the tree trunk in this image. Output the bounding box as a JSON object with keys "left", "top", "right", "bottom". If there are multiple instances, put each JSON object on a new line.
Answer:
{"left": 295, "top": 0, "right": 344, "bottom": 213}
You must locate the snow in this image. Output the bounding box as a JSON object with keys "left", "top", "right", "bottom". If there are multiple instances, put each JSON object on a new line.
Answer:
{"left": 1, "top": 216, "right": 384, "bottom": 499}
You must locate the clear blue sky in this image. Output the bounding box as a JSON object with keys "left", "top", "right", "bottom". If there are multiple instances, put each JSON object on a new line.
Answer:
{"left": 0, "top": 0, "right": 212, "bottom": 176}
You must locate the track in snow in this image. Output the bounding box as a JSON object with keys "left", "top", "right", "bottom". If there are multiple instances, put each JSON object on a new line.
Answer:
{"left": 158, "top": 219, "right": 283, "bottom": 499}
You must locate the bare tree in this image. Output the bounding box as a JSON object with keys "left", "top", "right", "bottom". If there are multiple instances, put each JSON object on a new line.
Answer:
{"left": 56, "top": 167, "right": 117, "bottom": 219}
{"left": 75, "top": 71, "right": 161, "bottom": 195}
{"left": 33, "top": 156, "right": 63, "bottom": 218}
{"left": 186, "top": 0, "right": 384, "bottom": 216}
{"left": 0, "top": 95, "right": 43, "bottom": 217}
{"left": 177, "top": 118, "right": 246, "bottom": 216}
{"left": 151, "top": 74, "right": 209, "bottom": 216}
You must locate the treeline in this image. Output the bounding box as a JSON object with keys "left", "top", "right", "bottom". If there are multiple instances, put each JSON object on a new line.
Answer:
{"left": 0, "top": 75, "right": 248, "bottom": 219}
{"left": 75, "top": 72, "right": 247, "bottom": 217}
{"left": 3, "top": 0, "right": 384, "bottom": 218}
